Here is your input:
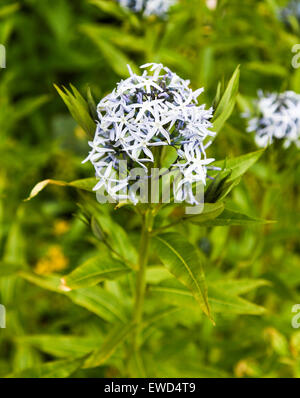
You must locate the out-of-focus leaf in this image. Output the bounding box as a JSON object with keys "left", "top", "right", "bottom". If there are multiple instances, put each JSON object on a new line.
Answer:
{"left": 12, "top": 344, "right": 40, "bottom": 374}
{"left": 19, "top": 272, "right": 128, "bottom": 323}
{"left": 146, "top": 266, "right": 171, "bottom": 284}
{"left": 83, "top": 322, "right": 135, "bottom": 368}
{"left": 245, "top": 62, "right": 287, "bottom": 77}
{"left": 0, "top": 3, "right": 19, "bottom": 19}
{"left": 6, "top": 358, "right": 84, "bottom": 378}
{"left": 14, "top": 95, "right": 49, "bottom": 122}
{"left": 81, "top": 24, "right": 145, "bottom": 53}
{"left": 0, "top": 262, "right": 24, "bottom": 277}
{"left": 89, "top": 0, "right": 140, "bottom": 28}
{"left": 83, "top": 200, "right": 138, "bottom": 268}
{"left": 210, "top": 278, "right": 270, "bottom": 295}
{"left": 15, "top": 335, "right": 102, "bottom": 358}
{"left": 3, "top": 216, "right": 25, "bottom": 265}
{"left": 150, "top": 279, "right": 266, "bottom": 315}
{"left": 61, "top": 254, "right": 131, "bottom": 290}
{"left": 153, "top": 233, "right": 211, "bottom": 320}
{"left": 89, "top": 0, "right": 129, "bottom": 19}
{"left": 81, "top": 25, "right": 139, "bottom": 78}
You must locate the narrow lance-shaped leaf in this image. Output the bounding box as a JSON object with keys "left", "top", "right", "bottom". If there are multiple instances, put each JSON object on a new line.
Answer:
{"left": 150, "top": 279, "right": 266, "bottom": 315}
{"left": 204, "top": 170, "right": 240, "bottom": 203}
{"left": 83, "top": 322, "right": 136, "bottom": 368}
{"left": 81, "top": 24, "right": 139, "bottom": 78}
{"left": 61, "top": 254, "right": 131, "bottom": 290}
{"left": 89, "top": 0, "right": 131, "bottom": 20}
{"left": 205, "top": 150, "right": 265, "bottom": 202}
{"left": 153, "top": 233, "right": 212, "bottom": 320}
{"left": 210, "top": 278, "right": 270, "bottom": 295}
{"left": 54, "top": 84, "right": 96, "bottom": 138}
{"left": 19, "top": 271, "right": 128, "bottom": 323}
{"left": 15, "top": 335, "right": 103, "bottom": 359}
{"left": 24, "top": 178, "right": 97, "bottom": 201}
{"left": 83, "top": 199, "right": 138, "bottom": 267}
{"left": 208, "top": 286, "right": 266, "bottom": 315}
{"left": 199, "top": 207, "right": 272, "bottom": 227}
{"left": 183, "top": 202, "right": 225, "bottom": 224}
{"left": 5, "top": 358, "right": 84, "bottom": 378}
{"left": 213, "top": 149, "right": 265, "bottom": 182}
{"left": 212, "top": 65, "right": 240, "bottom": 134}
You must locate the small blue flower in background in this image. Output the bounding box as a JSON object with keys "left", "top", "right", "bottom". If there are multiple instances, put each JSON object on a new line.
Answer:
{"left": 279, "top": 0, "right": 300, "bottom": 28}
{"left": 118, "top": 0, "right": 176, "bottom": 18}
{"left": 84, "top": 63, "right": 217, "bottom": 205}
{"left": 243, "top": 90, "right": 300, "bottom": 149}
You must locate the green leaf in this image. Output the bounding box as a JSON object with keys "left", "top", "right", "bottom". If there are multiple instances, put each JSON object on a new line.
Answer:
{"left": 81, "top": 25, "right": 139, "bottom": 78}
{"left": 205, "top": 172, "right": 241, "bottom": 203}
{"left": 0, "top": 262, "right": 24, "bottom": 278}
{"left": 86, "top": 86, "right": 97, "bottom": 120}
{"left": 200, "top": 207, "right": 270, "bottom": 226}
{"left": 183, "top": 202, "right": 225, "bottom": 224}
{"left": 205, "top": 150, "right": 264, "bottom": 203}
{"left": 81, "top": 24, "right": 145, "bottom": 53}
{"left": 67, "top": 288, "right": 128, "bottom": 323}
{"left": 15, "top": 335, "right": 102, "bottom": 358}
{"left": 61, "top": 254, "right": 131, "bottom": 290}
{"left": 89, "top": 0, "right": 129, "bottom": 19}
{"left": 19, "top": 272, "right": 128, "bottom": 323}
{"left": 6, "top": 358, "right": 84, "bottom": 378}
{"left": 25, "top": 179, "right": 68, "bottom": 201}
{"left": 245, "top": 62, "right": 287, "bottom": 78}
{"left": 3, "top": 217, "right": 25, "bottom": 265}
{"left": 150, "top": 279, "right": 200, "bottom": 309}
{"left": 204, "top": 170, "right": 234, "bottom": 203}
{"left": 54, "top": 84, "right": 96, "bottom": 138}
{"left": 25, "top": 178, "right": 97, "bottom": 201}
{"left": 150, "top": 279, "right": 266, "bottom": 315}
{"left": 88, "top": 0, "right": 140, "bottom": 29}
{"left": 210, "top": 278, "right": 270, "bottom": 295}
{"left": 212, "top": 66, "right": 240, "bottom": 133}
{"left": 146, "top": 266, "right": 171, "bottom": 284}
{"left": 69, "top": 178, "right": 97, "bottom": 191}
{"left": 14, "top": 95, "right": 49, "bottom": 122}
{"left": 83, "top": 201, "right": 138, "bottom": 268}
{"left": 0, "top": 3, "right": 19, "bottom": 19}
{"left": 208, "top": 286, "right": 266, "bottom": 315}
{"left": 142, "top": 306, "right": 180, "bottom": 331}
{"left": 153, "top": 233, "right": 211, "bottom": 320}
{"left": 83, "top": 322, "right": 135, "bottom": 368}
{"left": 213, "top": 150, "right": 265, "bottom": 182}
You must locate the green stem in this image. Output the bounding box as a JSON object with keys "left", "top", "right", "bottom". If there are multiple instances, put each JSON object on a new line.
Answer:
{"left": 132, "top": 209, "right": 153, "bottom": 352}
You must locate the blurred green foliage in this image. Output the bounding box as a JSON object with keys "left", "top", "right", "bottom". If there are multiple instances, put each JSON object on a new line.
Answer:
{"left": 0, "top": 0, "right": 300, "bottom": 378}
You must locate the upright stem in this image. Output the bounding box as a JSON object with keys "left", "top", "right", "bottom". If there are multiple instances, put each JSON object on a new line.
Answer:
{"left": 132, "top": 208, "right": 153, "bottom": 352}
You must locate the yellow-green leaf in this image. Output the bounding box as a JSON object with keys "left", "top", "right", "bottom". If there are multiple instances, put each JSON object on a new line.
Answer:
{"left": 153, "top": 233, "right": 211, "bottom": 320}
{"left": 61, "top": 254, "right": 131, "bottom": 290}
